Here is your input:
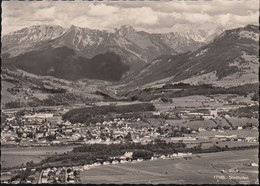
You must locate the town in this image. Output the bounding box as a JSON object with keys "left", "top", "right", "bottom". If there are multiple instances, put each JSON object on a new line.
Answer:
{"left": 1, "top": 105, "right": 258, "bottom": 147}
{"left": 1, "top": 1, "right": 259, "bottom": 184}
{"left": 1, "top": 98, "right": 258, "bottom": 184}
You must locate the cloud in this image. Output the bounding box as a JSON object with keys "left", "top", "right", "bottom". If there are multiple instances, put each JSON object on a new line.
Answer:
{"left": 2, "top": 0, "right": 258, "bottom": 35}
{"left": 34, "top": 7, "right": 56, "bottom": 21}
{"left": 217, "top": 14, "right": 232, "bottom": 25}
{"left": 88, "top": 4, "right": 119, "bottom": 16}
{"left": 121, "top": 7, "right": 159, "bottom": 25}
{"left": 183, "top": 12, "right": 213, "bottom": 24}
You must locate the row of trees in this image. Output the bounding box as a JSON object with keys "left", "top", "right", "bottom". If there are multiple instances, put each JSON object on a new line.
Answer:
{"left": 4, "top": 92, "right": 86, "bottom": 108}
{"left": 226, "top": 105, "right": 258, "bottom": 118}
{"left": 127, "top": 83, "right": 258, "bottom": 102}
{"left": 36, "top": 139, "right": 259, "bottom": 171}
{"left": 39, "top": 140, "right": 187, "bottom": 167}
{"left": 10, "top": 161, "right": 35, "bottom": 182}
{"left": 72, "top": 139, "right": 186, "bottom": 154}
{"left": 5, "top": 100, "right": 25, "bottom": 109}
{"left": 63, "top": 103, "right": 156, "bottom": 124}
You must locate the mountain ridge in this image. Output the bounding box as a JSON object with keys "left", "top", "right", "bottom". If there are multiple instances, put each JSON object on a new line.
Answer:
{"left": 2, "top": 24, "right": 258, "bottom": 87}
{"left": 122, "top": 24, "right": 259, "bottom": 88}
{"left": 1, "top": 24, "right": 212, "bottom": 60}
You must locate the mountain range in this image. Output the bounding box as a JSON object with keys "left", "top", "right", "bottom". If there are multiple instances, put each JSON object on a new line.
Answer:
{"left": 125, "top": 24, "right": 258, "bottom": 88}
{"left": 1, "top": 24, "right": 221, "bottom": 68}
{"left": 2, "top": 24, "right": 219, "bottom": 58}
{"left": 1, "top": 24, "right": 258, "bottom": 87}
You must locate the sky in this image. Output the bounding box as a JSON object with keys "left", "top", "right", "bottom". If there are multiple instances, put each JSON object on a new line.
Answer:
{"left": 2, "top": 0, "right": 259, "bottom": 35}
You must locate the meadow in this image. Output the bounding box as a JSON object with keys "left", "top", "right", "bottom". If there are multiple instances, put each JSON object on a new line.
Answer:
{"left": 225, "top": 117, "right": 258, "bottom": 127}
{"left": 165, "top": 119, "right": 217, "bottom": 129}
{"left": 196, "top": 129, "right": 259, "bottom": 138}
{"left": 1, "top": 146, "right": 75, "bottom": 169}
{"left": 1, "top": 81, "right": 18, "bottom": 104}
{"left": 80, "top": 149, "right": 258, "bottom": 184}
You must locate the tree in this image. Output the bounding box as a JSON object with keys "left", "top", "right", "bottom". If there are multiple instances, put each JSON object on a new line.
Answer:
{"left": 46, "top": 134, "right": 56, "bottom": 141}
{"left": 16, "top": 130, "right": 22, "bottom": 138}
{"left": 8, "top": 126, "right": 14, "bottom": 131}
{"left": 27, "top": 132, "right": 34, "bottom": 138}
{"left": 67, "top": 168, "right": 72, "bottom": 173}
{"left": 1, "top": 113, "right": 7, "bottom": 124}
{"left": 125, "top": 132, "right": 132, "bottom": 141}
{"left": 177, "top": 140, "right": 186, "bottom": 148}
{"left": 26, "top": 160, "right": 35, "bottom": 167}
{"left": 100, "top": 132, "right": 107, "bottom": 141}
{"left": 132, "top": 150, "right": 153, "bottom": 160}
{"left": 197, "top": 142, "right": 202, "bottom": 149}
{"left": 154, "top": 138, "right": 166, "bottom": 145}
{"left": 5, "top": 100, "right": 24, "bottom": 109}
{"left": 78, "top": 136, "right": 84, "bottom": 141}
{"left": 157, "top": 127, "right": 163, "bottom": 134}
{"left": 251, "top": 93, "right": 259, "bottom": 101}
{"left": 20, "top": 168, "right": 31, "bottom": 181}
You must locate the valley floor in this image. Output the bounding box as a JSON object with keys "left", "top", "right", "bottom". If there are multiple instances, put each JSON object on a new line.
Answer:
{"left": 80, "top": 149, "right": 258, "bottom": 184}
{"left": 1, "top": 146, "right": 75, "bottom": 169}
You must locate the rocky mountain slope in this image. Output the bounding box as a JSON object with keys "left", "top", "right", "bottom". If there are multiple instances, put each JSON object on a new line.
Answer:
{"left": 2, "top": 24, "right": 208, "bottom": 75}
{"left": 2, "top": 24, "right": 209, "bottom": 58}
{"left": 124, "top": 24, "right": 259, "bottom": 88}
{"left": 2, "top": 25, "right": 65, "bottom": 57}
{"left": 2, "top": 24, "right": 257, "bottom": 87}
{"left": 170, "top": 24, "right": 226, "bottom": 43}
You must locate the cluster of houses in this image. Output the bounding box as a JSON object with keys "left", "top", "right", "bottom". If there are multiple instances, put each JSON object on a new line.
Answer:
{"left": 1, "top": 168, "right": 39, "bottom": 184}
{"left": 39, "top": 167, "right": 80, "bottom": 184}
{"left": 220, "top": 161, "right": 259, "bottom": 175}
{"left": 2, "top": 107, "right": 258, "bottom": 148}
{"left": 214, "top": 135, "right": 258, "bottom": 142}
{"left": 176, "top": 109, "right": 218, "bottom": 120}
{"left": 152, "top": 108, "right": 219, "bottom": 120}
{"left": 34, "top": 151, "right": 193, "bottom": 184}
{"left": 151, "top": 152, "right": 193, "bottom": 160}
{"left": 2, "top": 149, "right": 195, "bottom": 184}
{"left": 1, "top": 110, "right": 198, "bottom": 146}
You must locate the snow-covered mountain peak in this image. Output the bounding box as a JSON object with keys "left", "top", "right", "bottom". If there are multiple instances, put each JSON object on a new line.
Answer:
{"left": 2, "top": 25, "right": 65, "bottom": 44}
{"left": 171, "top": 24, "right": 226, "bottom": 43}
{"left": 120, "top": 25, "right": 135, "bottom": 30}
{"left": 116, "top": 25, "right": 136, "bottom": 36}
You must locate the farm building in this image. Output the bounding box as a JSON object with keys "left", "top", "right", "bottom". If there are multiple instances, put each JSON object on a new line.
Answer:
{"left": 215, "top": 134, "right": 237, "bottom": 140}
{"left": 103, "top": 161, "right": 110, "bottom": 165}
{"left": 245, "top": 137, "right": 257, "bottom": 142}
{"left": 112, "top": 160, "right": 119, "bottom": 165}
{"left": 124, "top": 151, "right": 133, "bottom": 158}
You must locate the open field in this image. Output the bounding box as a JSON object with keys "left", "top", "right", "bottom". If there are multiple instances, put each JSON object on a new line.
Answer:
{"left": 1, "top": 81, "right": 18, "bottom": 104}
{"left": 166, "top": 119, "right": 218, "bottom": 129}
{"left": 80, "top": 149, "right": 258, "bottom": 184}
{"left": 195, "top": 129, "right": 259, "bottom": 138}
{"left": 225, "top": 117, "right": 259, "bottom": 127}
{"left": 32, "top": 92, "right": 49, "bottom": 100}
{"left": 95, "top": 101, "right": 142, "bottom": 106}
{"left": 1, "top": 154, "right": 42, "bottom": 169}
{"left": 154, "top": 94, "right": 258, "bottom": 113}
{"left": 165, "top": 116, "right": 258, "bottom": 129}
{"left": 1, "top": 146, "right": 75, "bottom": 169}
{"left": 201, "top": 141, "right": 258, "bottom": 149}
{"left": 154, "top": 95, "right": 223, "bottom": 110}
